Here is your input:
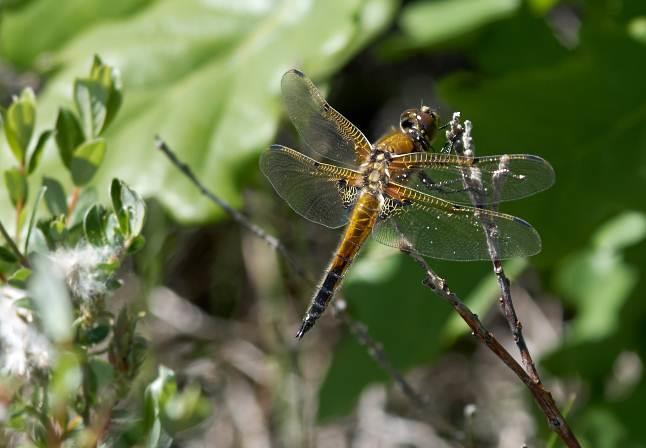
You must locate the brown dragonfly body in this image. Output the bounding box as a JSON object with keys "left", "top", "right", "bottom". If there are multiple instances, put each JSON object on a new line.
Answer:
{"left": 260, "top": 69, "right": 555, "bottom": 338}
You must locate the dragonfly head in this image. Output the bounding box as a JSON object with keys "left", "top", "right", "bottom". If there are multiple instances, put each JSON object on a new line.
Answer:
{"left": 399, "top": 106, "right": 440, "bottom": 152}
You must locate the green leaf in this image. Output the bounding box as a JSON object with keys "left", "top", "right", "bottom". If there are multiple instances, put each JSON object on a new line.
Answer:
{"left": 8, "top": 267, "right": 32, "bottom": 288}
{"left": 111, "top": 178, "right": 146, "bottom": 238}
{"left": 70, "top": 138, "right": 106, "bottom": 185}
{"left": 14, "top": 0, "right": 395, "bottom": 222}
{"left": 74, "top": 78, "right": 109, "bottom": 138}
{"left": 0, "top": 246, "right": 18, "bottom": 263}
{"left": 87, "top": 54, "right": 123, "bottom": 134}
{"left": 54, "top": 107, "right": 84, "bottom": 168}
{"left": 4, "top": 167, "right": 28, "bottom": 207}
{"left": 127, "top": 234, "right": 146, "bottom": 254}
{"left": 27, "top": 129, "right": 53, "bottom": 174}
{"left": 0, "top": 0, "right": 153, "bottom": 67}
{"left": 83, "top": 204, "right": 108, "bottom": 246}
{"left": 382, "top": 0, "right": 520, "bottom": 53}
{"left": 24, "top": 184, "right": 46, "bottom": 253}
{"left": 42, "top": 177, "right": 67, "bottom": 216}
{"left": 2, "top": 87, "right": 36, "bottom": 164}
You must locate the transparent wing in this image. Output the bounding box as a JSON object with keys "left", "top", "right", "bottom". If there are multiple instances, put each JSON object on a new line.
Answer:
{"left": 389, "top": 152, "right": 555, "bottom": 205}
{"left": 373, "top": 182, "right": 541, "bottom": 260}
{"left": 281, "top": 69, "right": 371, "bottom": 167}
{"left": 259, "top": 144, "right": 362, "bottom": 229}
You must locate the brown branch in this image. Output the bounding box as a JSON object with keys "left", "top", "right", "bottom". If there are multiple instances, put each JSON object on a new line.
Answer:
{"left": 446, "top": 113, "right": 541, "bottom": 382}
{"left": 402, "top": 247, "right": 580, "bottom": 447}
{"left": 154, "top": 136, "right": 432, "bottom": 417}
{"left": 439, "top": 114, "right": 579, "bottom": 446}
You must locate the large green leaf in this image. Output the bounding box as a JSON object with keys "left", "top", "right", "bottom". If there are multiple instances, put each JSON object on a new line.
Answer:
{"left": 0, "top": 0, "right": 396, "bottom": 223}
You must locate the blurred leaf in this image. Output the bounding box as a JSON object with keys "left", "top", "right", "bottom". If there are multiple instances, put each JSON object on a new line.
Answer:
{"left": 127, "top": 235, "right": 146, "bottom": 254}
{"left": 88, "top": 54, "right": 123, "bottom": 134}
{"left": 144, "top": 366, "right": 175, "bottom": 448}
{"left": 527, "top": 0, "right": 559, "bottom": 14}
{"left": 85, "top": 358, "right": 115, "bottom": 404}
{"left": 2, "top": 87, "right": 36, "bottom": 164}
{"left": 23, "top": 184, "right": 46, "bottom": 253}
{"left": 4, "top": 167, "right": 28, "bottom": 207}
{"left": 42, "top": 177, "right": 67, "bottom": 216}
{"left": 160, "top": 383, "right": 211, "bottom": 435}
{"left": 74, "top": 55, "right": 124, "bottom": 139}
{"left": 70, "top": 138, "right": 106, "bottom": 186}
{"left": 80, "top": 320, "right": 110, "bottom": 345}
{"left": 29, "top": 255, "right": 73, "bottom": 343}
{"left": 50, "top": 351, "right": 82, "bottom": 409}
{"left": 54, "top": 107, "right": 84, "bottom": 169}
{"left": 83, "top": 204, "right": 108, "bottom": 246}
{"left": 381, "top": 0, "right": 520, "bottom": 55}
{"left": 2, "top": 0, "right": 396, "bottom": 222}
{"left": 0, "top": 245, "right": 18, "bottom": 263}
{"left": 74, "top": 79, "right": 109, "bottom": 139}
{"left": 555, "top": 212, "right": 645, "bottom": 344}
{"left": 26, "top": 129, "right": 53, "bottom": 175}
{"left": 111, "top": 178, "right": 146, "bottom": 238}
{"left": 7, "top": 266, "right": 31, "bottom": 288}
{"left": 0, "top": 0, "right": 154, "bottom": 67}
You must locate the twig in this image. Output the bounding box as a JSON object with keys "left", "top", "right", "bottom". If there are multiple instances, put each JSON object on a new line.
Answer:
{"left": 446, "top": 113, "right": 540, "bottom": 382}
{"left": 331, "top": 298, "right": 463, "bottom": 442}
{"left": 0, "top": 219, "right": 30, "bottom": 267}
{"left": 154, "top": 136, "right": 308, "bottom": 281}
{"left": 402, "top": 246, "right": 580, "bottom": 447}
{"left": 440, "top": 114, "right": 579, "bottom": 446}
{"left": 154, "top": 136, "right": 431, "bottom": 415}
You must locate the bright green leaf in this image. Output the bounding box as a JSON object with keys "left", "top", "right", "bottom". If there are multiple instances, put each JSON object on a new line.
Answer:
{"left": 74, "top": 78, "right": 108, "bottom": 139}
{"left": 24, "top": 184, "right": 46, "bottom": 253}
{"left": 83, "top": 204, "right": 108, "bottom": 246}
{"left": 70, "top": 138, "right": 106, "bottom": 186}
{"left": 54, "top": 107, "right": 84, "bottom": 168}
{"left": 111, "top": 178, "right": 146, "bottom": 238}
{"left": 4, "top": 167, "right": 28, "bottom": 207}
{"left": 2, "top": 87, "right": 36, "bottom": 164}
{"left": 15, "top": 0, "right": 395, "bottom": 222}
{"left": 42, "top": 177, "right": 67, "bottom": 216}
{"left": 8, "top": 267, "right": 32, "bottom": 288}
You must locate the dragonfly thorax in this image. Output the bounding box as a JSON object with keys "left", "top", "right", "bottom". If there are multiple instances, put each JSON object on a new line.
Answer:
{"left": 361, "top": 149, "right": 392, "bottom": 193}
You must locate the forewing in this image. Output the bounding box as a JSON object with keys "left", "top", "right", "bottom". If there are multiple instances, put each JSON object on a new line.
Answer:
{"left": 373, "top": 182, "right": 542, "bottom": 260}
{"left": 389, "top": 152, "right": 555, "bottom": 205}
{"left": 281, "top": 69, "right": 371, "bottom": 167}
{"left": 260, "top": 145, "right": 362, "bottom": 229}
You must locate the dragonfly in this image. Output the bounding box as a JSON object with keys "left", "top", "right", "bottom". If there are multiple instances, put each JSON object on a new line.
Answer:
{"left": 260, "top": 69, "right": 554, "bottom": 339}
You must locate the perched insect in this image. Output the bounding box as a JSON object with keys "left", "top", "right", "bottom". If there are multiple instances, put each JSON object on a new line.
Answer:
{"left": 260, "top": 70, "right": 554, "bottom": 338}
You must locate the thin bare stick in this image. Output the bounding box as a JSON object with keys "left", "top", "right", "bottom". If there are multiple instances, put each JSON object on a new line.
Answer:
{"left": 445, "top": 114, "right": 540, "bottom": 381}
{"left": 154, "top": 136, "right": 309, "bottom": 281}
{"left": 0, "top": 219, "right": 30, "bottom": 268}
{"left": 402, "top": 246, "right": 580, "bottom": 447}
{"left": 154, "top": 136, "right": 431, "bottom": 415}
{"left": 331, "top": 298, "right": 461, "bottom": 441}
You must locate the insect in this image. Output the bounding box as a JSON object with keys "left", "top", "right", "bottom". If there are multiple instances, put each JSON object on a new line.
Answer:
{"left": 260, "top": 69, "right": 554, "bottom": 338}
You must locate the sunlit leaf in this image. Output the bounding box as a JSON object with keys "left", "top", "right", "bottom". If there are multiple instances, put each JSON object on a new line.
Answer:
{"left": 70, "top": 138, "right": 106, "bottom": 186}
{"left": 2, "top": 87, "right": 36, "bottom": 164}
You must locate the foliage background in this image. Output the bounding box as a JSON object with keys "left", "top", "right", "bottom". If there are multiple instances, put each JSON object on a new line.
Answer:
{"left": 2, "top": 0, "right": 646, "bottom": 446}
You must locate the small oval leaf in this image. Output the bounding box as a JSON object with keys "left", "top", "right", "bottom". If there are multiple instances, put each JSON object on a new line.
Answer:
{"left": 70, "top": 138, "right": 106, "bottom": 186}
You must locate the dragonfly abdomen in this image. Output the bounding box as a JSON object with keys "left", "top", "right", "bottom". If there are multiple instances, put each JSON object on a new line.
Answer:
{"left": 296, "top": 191, "right": 382, "bottom": 338}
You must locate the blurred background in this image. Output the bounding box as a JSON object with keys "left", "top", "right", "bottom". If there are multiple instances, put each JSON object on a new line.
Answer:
{"left": 2, "top": 0, "right": 646, "bottom": 446}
